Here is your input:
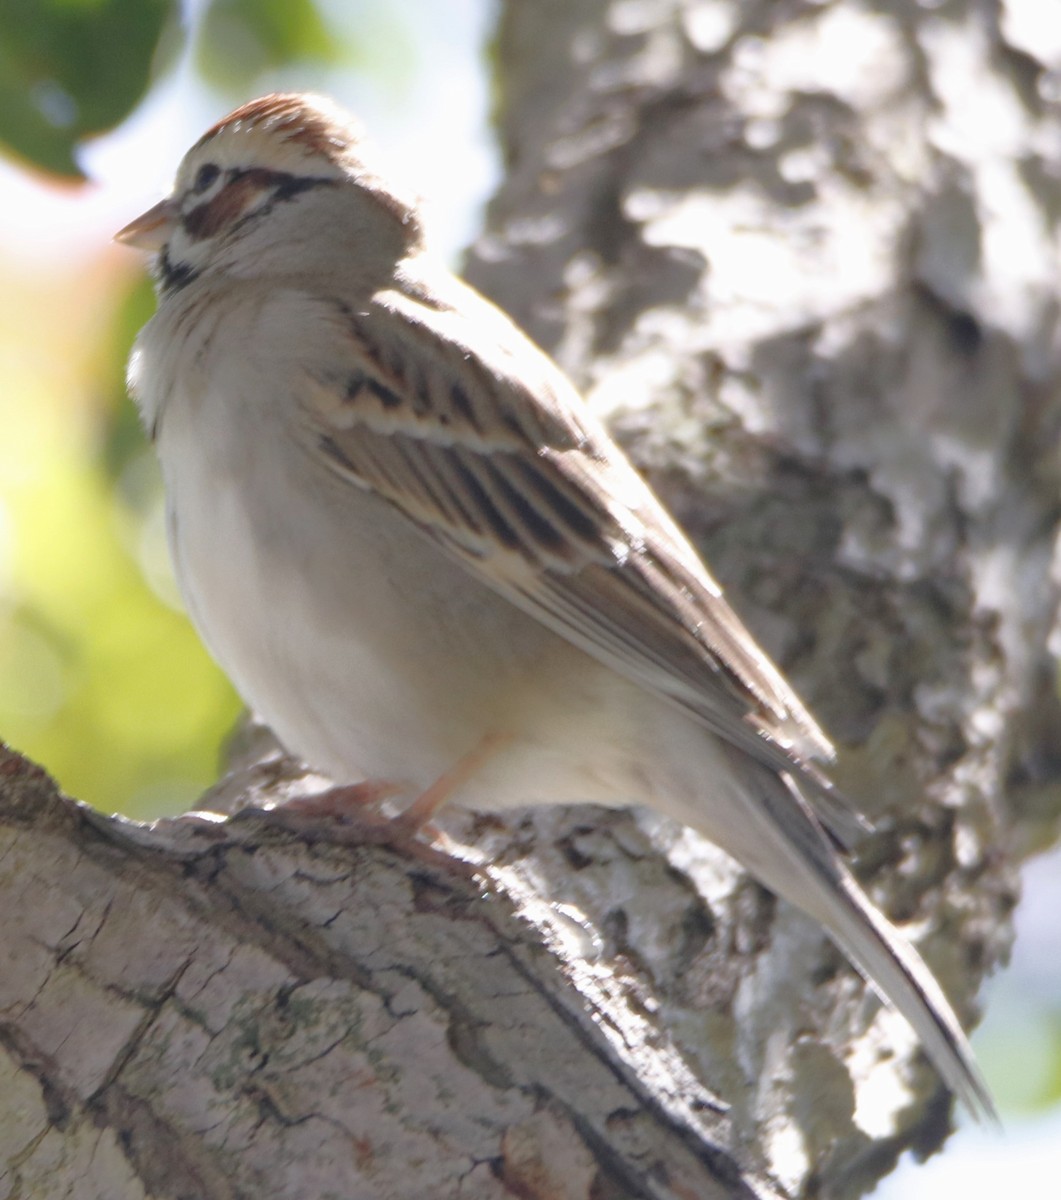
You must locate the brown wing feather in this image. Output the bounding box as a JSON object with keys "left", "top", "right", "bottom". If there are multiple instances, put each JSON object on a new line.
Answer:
{"left": 298, "top": 274, "right": 860, "bottom": 833}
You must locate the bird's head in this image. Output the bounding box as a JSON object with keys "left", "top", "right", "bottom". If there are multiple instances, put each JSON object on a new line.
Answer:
{"left": 116, "top": 93, "right": 424, "bottom": 292}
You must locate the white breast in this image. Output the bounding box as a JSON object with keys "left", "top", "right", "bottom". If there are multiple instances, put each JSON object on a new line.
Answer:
{"left": 132, "top": 282, "right": 663, "bottom": 806}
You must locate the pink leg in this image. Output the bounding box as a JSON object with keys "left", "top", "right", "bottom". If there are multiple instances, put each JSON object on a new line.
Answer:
{"left": 394, "top": 732, "right": 512, "bottom": 833}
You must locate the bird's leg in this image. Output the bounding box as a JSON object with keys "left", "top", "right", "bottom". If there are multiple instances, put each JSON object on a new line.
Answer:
{"left": 394, "top": 731, "right": 512, "bottom": 833}
{"left": 281, "top": 778, "right": 406, "bottom": 822}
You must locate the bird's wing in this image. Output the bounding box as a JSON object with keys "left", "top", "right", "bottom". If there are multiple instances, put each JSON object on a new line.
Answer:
{"left": 297, "top": 273, "right": 865, "bottom": 842}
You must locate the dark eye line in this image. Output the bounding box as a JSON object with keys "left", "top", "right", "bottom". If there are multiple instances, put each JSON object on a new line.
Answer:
{"left": 178, "top": 171, "right": 336, "bottom": 243}
{"left": 227, "top": 167, "right": 334, "bottom": 202}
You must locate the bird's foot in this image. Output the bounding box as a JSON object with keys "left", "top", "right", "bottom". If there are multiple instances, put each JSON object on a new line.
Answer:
{"left": 281, "top": 779, "right": 405, "bottom": 824}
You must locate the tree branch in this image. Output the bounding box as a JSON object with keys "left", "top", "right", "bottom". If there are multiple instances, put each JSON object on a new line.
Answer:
{"left": 1, "top": 749, "right": 784, "bottom": 1200}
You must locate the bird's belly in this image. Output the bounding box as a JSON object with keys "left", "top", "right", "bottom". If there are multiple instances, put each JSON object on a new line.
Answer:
{"left": 159, "top": 407, "right": 656, "bottom": 809}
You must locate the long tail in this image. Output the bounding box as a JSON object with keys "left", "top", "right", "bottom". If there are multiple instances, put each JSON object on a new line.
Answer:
{"left": 687, "top": 746, "right": 997, "bottom": 1122}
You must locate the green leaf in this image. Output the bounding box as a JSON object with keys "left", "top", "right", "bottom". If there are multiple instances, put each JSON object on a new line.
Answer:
{"left": 0, "top": 0, "right": 177, "bottom": 178}
{"left": 196, "top": 0, "right": 338, "bottom": 91}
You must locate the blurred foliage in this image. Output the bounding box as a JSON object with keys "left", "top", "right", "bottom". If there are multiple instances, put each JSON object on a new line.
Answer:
{"left": 0, "top": 257, "right": 243, "bottom": 818}
{"left": 1046, "top": 1017, "right": 1061, "bottom": 1108}
{"left": 197, "top": 0, "right": 339, "bottom": 91}
{"left": 0, "top": 0, "right": 178, "bottom": 177}
{"left": 0, "top": 0, "right": 388, "bottom": 179}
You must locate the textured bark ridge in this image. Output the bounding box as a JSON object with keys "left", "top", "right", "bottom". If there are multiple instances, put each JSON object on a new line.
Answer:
{"left": 1, "top": 751, "right": 782, "bottom": 1200}
{"left": 3, "top": 0, "right": 1060, "bottom": 1197}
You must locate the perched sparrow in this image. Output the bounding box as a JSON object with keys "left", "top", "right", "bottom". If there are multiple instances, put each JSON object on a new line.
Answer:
{"left": 117, "top": 93, "right": 993, "bottom": 1119}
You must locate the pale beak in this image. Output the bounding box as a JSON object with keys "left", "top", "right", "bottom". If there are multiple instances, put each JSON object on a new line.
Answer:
{"left": 114, "top": 197, "right": 179, "bottom": 252}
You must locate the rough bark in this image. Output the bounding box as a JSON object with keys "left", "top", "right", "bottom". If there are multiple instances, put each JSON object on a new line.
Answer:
{"left": 3, "top": 0, "right": 1060, "bottom": 1197}
{"left": 0, "top": 751, "right": 780, "bottom": 1200}
{"left": 471, "top": 0, "right": 1061, "bottom": 1158}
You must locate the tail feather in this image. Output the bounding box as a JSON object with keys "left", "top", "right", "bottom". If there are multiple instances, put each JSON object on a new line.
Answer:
{"left": 691, "top": 747, "right": 997, "bottom": 1122}
{"left": 823, "top": 866, "right": 997, "bottom": 1122}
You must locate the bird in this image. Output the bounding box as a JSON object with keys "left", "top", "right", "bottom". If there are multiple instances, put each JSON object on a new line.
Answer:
{"left": 115, "top": 92, "right": 994, "bottom": 1121}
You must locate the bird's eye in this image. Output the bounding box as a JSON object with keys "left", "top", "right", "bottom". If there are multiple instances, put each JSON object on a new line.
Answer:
{"left": 192, "top": 163, "right": 221, "bottom": 194}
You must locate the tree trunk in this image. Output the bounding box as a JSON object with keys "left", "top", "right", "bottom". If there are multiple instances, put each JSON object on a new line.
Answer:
{"left": 3, "top": 1, "right": 1059, "bottom": 1197}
